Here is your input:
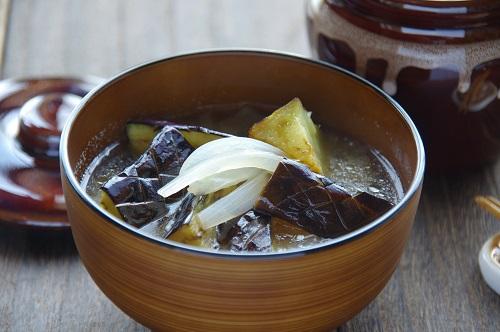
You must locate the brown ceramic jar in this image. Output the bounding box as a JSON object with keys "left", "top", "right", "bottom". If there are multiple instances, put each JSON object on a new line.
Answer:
{"left": 307, "top": 0, "right": 500, "bottom": 172}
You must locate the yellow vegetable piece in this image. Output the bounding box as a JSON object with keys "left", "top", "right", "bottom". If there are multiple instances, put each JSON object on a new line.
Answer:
{"left": 168, "top": 221, "right": 216, "bottom": 248}
{"left": 168, "top": 222, "right": 203, "bottom": 245}
{"left": 126, "top": 122, "right": 223, "bottom": 155}
{"left": 126, "top": 123, "right": 158, "bottom": 155}
{"left": 99, "top": 190, "right": 122, "bottom": 219}
{"left": 249, "top": 98, "right": 324, "bottom": 174}
{"left": 168, "top": 186, "right": 236, "bottom": 247}
{"left": 180, "top": 130, "right": 222, "bottom": 149}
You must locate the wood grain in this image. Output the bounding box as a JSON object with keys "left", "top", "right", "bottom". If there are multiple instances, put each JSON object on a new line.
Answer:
{"left": 0, "top": 0, "right": 498, "bottom": 331}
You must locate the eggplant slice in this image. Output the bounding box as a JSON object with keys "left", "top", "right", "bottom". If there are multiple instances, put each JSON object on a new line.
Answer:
{"left": 216, "top": 210, "right": 272, "bottom": 252}
{"left": 101, "top": 125, "right": 194, "bottom": 230}
{"left": 255, "top": 159, "right": 393, "bottom": 238}
{"left": 116, "top": 201, "right": 167, "bottom": 228}
{"left": 126, "top": 120, "right": 230, "bottom": 154}
{"left": 101, "top": 118, "right": 393, "bottom": 245}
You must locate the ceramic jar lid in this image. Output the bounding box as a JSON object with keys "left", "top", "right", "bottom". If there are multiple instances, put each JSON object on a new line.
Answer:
{"left": 0, "top": 77, "right": 102, "bottom": 229}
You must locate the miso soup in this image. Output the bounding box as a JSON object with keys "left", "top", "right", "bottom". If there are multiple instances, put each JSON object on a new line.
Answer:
{"left": 82, "top": 99, "right": 403, "bottom": 253}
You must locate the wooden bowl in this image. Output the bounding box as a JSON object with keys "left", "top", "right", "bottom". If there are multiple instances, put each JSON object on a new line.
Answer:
{"left": 60, "top": 50, "right": 425, "bottom": 331}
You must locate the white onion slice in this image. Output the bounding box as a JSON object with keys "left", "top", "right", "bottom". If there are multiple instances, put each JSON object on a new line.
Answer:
{"left": 158, "top": 150, "right": 283, "bottom": 198}
{"left": 180, "top": 137, "right": 284, "bottom": 174}
{"left": 188, "top": 167, "right": 262, "bottom": 195}
{"left": 195, "top": 172, "right": 270, "bottom": 230}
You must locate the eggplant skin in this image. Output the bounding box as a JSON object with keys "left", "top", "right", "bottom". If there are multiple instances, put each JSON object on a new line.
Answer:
{"left": 126, "top": 120, "right": 230, "bottom": 153}
{"left": 216, "top": 210, "right": 271, "bottom": 252}
{"left": 116, "top": 201, "right": 167, "bottom": 228}
{"left": 150, "top": 126, "right": 194, "bottom": 175}
{"left": 335, "top": 192, "right": 393, "bottom": 231}
{"left": 121, "top": 150, "right": 158, "bottom": 178}
{"left": 102, "top": 177, "right": 162, "bottom": 204}
{"left": 103, "top": 126, "right": 192, "bottom": 202}
{"left": 162, "top": 193, "right": 198, "bottom": 238}
{"left": 101, "top": 126, "right": 194, "bottom": 229}
{"left": 255, "top": 160, "right": 393, "bottom": 238}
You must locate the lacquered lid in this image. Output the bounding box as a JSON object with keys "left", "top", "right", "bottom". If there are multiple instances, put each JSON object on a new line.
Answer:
{"left": 327, "top": 0, "right": 500, "bottom": 43}
{"left": 0, "top": 77, "right": 102, "bottom": 229}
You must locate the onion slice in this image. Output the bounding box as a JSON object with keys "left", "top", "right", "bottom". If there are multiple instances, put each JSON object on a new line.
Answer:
{"left": 188, "top": 167, "right": 262, "bottom": 195}
{"left": 180, "top": 137, "right": 284, "bottom": 174}
{"left": 157, "top": 150, "right": 283, "bottom": 198}
{"left": 195, "top": 172, "right": 270, "bottom": 230}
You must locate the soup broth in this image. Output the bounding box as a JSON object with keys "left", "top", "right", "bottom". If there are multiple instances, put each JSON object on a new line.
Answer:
{"left": 82, "top": 103, "right": 403, "bottom": 252}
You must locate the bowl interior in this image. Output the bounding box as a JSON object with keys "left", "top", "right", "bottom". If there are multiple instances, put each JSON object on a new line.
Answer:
{"left": 63, "top": 50, "right": 424, "bottom": 252}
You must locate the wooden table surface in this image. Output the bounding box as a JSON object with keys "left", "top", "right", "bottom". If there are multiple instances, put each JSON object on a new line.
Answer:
{"left": 0, "top": 1, "right": 499, "bottom": 331}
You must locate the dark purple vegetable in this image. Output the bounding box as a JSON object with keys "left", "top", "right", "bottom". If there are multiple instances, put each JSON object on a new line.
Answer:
{"left": 101, "top": 125, "right": 194, "bottom": 228}
{"left": 121, "top": 150, "right": 158, "bottom": 178}
{"left": 102, "top": 177, "right": 162, "bottom": 204}
{"left": 121, "top": 126, "right": 193, "bottom": 178}
{"left": 127, "top": 119, "right": 229, "bottom": 138}
{"left": 116, "top": 201, "right": 167, "bottom": 227}
{"left": 126, "top": 120, "right": 230, "bottom": 153}
{"left": 334, "top": 192, "right": 394, "bottom": 231}
{"left": 159, "top": 193, "right": 198, "bottom": 238}
{"left": 216, "top": 210, "right": 271, "bottom": 252}
{"left": 255, "top": 160, "right": 393, "bottom": 238}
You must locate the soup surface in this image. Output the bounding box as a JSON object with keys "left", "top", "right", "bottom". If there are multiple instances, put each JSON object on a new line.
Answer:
{"left": 82, "top": 102, "right": 403, "bottom": 252}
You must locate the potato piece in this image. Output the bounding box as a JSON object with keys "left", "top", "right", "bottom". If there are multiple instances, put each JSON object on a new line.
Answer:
{"left": 249, "top": 98, "right": 324, "bottom": 174}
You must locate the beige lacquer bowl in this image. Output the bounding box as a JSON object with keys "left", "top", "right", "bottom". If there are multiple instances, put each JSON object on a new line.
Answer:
{"left": 60, "top": 50, "right": 425, "bottom": 331}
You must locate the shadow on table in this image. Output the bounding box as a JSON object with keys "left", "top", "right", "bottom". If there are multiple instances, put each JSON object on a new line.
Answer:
{"left": 421, "top": 161, "right": 498, "bottom": 211}
{"left": 0, "top": 223, "right": 78, "bottom": 259}
{"left": 404, "top": 162, "right": 500, "bottom": 328}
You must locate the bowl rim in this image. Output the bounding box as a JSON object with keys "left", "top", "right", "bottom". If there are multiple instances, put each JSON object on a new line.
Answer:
{"left": 60, "top": 49, "right": 425, "bottom": 259}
